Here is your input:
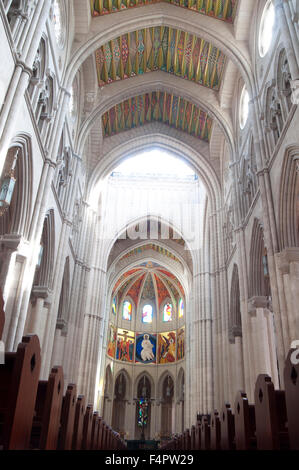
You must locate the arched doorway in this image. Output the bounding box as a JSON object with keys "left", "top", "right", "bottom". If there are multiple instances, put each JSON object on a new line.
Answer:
{"left": 160, "top": 374, "right": 174, "bottom": 439}
{"left": 111, "top": 372, "right": 127, "bottom": 438}
{"left": 135, "top": 375, "right": 151, "bottom": 440}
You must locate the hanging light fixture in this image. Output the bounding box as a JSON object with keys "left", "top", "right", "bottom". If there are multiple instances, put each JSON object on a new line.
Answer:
{"left": 0, "top": 149, "right": 18, "bottom": 216}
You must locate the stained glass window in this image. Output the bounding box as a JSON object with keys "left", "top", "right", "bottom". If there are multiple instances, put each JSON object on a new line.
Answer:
{"left": 259, "top": 1, "right": 275, "bottom": 58}
{"left": 142, "top": 304, "right": 153, "bottom": 324}
{"left": 163, "top": 303, "right": 172, "bottom": 322}
{"left": 178, "top": 298, "right": 184, "bottom": 318}
{"left": 122, "top": 300, "right": 132, "bottom": 321}
{"left": 112, "top": 296, "right": 117, "bottom": 315}
{"left": 137, "top": 398, "right": 148, "bottom": 427}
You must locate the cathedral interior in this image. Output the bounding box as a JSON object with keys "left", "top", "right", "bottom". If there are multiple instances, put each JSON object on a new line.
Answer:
{"left": 0, "top": 0, "right": 299, "bottom": 448}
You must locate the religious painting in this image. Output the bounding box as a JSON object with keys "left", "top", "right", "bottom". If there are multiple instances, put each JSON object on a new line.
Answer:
{"left": 116, "top": 328, "right": 135, "bottom": 362}
{"left": 107, "top": 324, "right": 117, "bottom": 359}
{"left": 158, "top": 331, "right": 176, "bottom": 364}
{"left": 135, "top": 333, "right": 156, "bottom": 364}
{"left": 177, "top": 326, "right": 185, "bottom": 361}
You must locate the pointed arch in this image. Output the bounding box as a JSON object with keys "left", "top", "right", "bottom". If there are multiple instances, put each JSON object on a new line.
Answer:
{"left": 248, "top": 219, "right": 270, "bottom": 299}
{"left": 57, "top": 256, "right": 70, "bottom": 322}
{"left": 229, "top": 264, "right": 242, "bottom": 343}
{"left": 0, "top": 134, "right": 33, "bottom": 239}
{"left": 278, "top": 145, "right": 299, "bottom": 249}
{"left": 114, "top": 368, "right": 132, "bottom": 400}
{"left": 33, "top": 210, "right": 55, "bottom": 290}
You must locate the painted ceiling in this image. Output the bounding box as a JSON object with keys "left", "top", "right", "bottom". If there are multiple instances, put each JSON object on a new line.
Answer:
{"left": 95, "top": 26, "right": 226, "bottom": 91}
{"left": 91, "top": 0, "right": 238, "bottom": 24}
{"left": 112, "top": 265, "right": 185, "bottom": 307}
{"left": 102, "top": 91, "right": 213, "bottom": 141}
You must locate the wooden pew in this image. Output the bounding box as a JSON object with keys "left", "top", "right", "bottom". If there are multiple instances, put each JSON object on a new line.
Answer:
{"left": 234, "top": 391, "right": 256, "bottom": 450}
{"left": 201, "top": 415, "right": 210, "bottom": 450}
{"left": 254, "top": 374, "right": 289, "bottom": 450}
{"left": 284, "top": 348, "right": 299, "bottom": 449}
{"left": 195, "top": 419, "right": 202, "bottom": 450}
{"left": 190, "top": 425, "right": 196, "bottom": 450}
{"left": 30, "top": 365, "right": 64, "bottom": 450}
{"left": 0, "top": 335, "right": 41, "bottom": 449}
{"left": 184, "top": 429, "right": 191, "bottom": 450}
{"left": 58, "top": 383, "right": 76, "bottom": 450}
{"left": 90, "top": 412, "right": 99, "bottom": 450}
{"left": 210, "top": 410, "right": 221, "bottom": 450}
{"left": 82, "top": 404, "right": 93, "bottom": 450}
{"left": 72, "top": 395, "right": 85, "bottom": 450}
{"left": 96, "top": 416, "right": 104, "bottom": 449}
{"left": 220, "top": 403, "right": 235, "bottom": 450}
{"left": 0, "top": 288, "right": 4, "bottom": 340}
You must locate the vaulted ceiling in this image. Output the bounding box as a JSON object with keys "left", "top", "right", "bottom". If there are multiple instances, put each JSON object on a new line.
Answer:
{"left": 112, "top": 263, "right": 185, "bottom": 307}
{"left": 102, "top": 91, "right": 213, "bottom": 141}
{"left": 91, "top": 0, "right": 237, "bottom": 24}
{"left": 95, "top": 26, "right": 226, "bottom": 91}
{"left": 76, "top": 0, "right": 253, "bottom": 182}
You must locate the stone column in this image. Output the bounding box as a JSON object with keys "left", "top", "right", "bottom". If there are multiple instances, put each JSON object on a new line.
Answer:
{"left": 51, "top": 318, "right": 67, "bottom": 367}
{"left": 275, "top": 0, "right": 299, "bottom": 75}
{"left": 248, "top": 297, "right": 279, "bottom": 388}
{"left": 25, "top": 286, "right": 51, "bottom": 349}
{"left": 0, "top": 0, "right": 52, "bottom": 176}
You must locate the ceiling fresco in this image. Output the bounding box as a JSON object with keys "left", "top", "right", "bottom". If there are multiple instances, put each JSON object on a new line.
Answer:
{"left": 95, "top": 26, "right": 226, "bottom": 91}
{"left": 91, "top": 0, "right": 238, "bottom": 24}
{"left": 102, "top": 91, "right": 213, "bottom": 141}
{"left": 112, "top": 265, "right": 185, "bottom": 305}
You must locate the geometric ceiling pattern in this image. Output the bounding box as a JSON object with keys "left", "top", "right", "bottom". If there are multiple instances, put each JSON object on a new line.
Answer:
{"left": 91, "top": 0, "right": 238, "bottom": 24}
{"left": 102, "top": 91, "right": 213, "bottom": 141}
{"left": 112, "top": 265, "right": 185, "bottom": 307}
{"left": 95, "top": 26, "right": 226, "bottom": 91}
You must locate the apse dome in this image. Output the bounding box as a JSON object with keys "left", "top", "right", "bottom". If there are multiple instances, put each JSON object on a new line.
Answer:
{"left": 107, "top": 261, "right": 185, "bottom": 366}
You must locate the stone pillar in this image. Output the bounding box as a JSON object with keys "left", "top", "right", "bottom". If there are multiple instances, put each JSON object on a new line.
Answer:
{"left": 51, "top": 318, "right": 67, "bottom": 367}
{"left": 0, "top": 0, "right": 52, "bottom": 176}
{"left": 277, "top": 249, "right": 299, "bottom": 335}
{"left": 248, "top": 297, "right": 279, "bottom": 388}
{"left": 25, "top": 286, "right": 51, "bottom": 349}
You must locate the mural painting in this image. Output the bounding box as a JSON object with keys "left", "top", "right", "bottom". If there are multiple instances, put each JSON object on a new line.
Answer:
{"left": 116, "top": 328, "right": 135, "bottom": 362}
{"left": 158, "top": 331, "right": 176, "bottom": 364}
{"left": 107, "top": 324, "right": 117, "bottom": 358}
{"left": 177, "top": 327, "right": 185, "bottom": 360}
{"left": 135, "top": 333, "right": 157, "bottom": 364}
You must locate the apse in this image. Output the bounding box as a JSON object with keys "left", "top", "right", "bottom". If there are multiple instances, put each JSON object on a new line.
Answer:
{"left": 103, "top": 261, "right": 186, "bottom": 439}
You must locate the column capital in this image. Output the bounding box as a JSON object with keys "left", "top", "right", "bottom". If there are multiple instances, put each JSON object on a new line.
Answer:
{"left": 276, "top": 247, "right": 299, "bottom": 274}
{"left": 248, "top": 296, "right": 269, "bottom": 315}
